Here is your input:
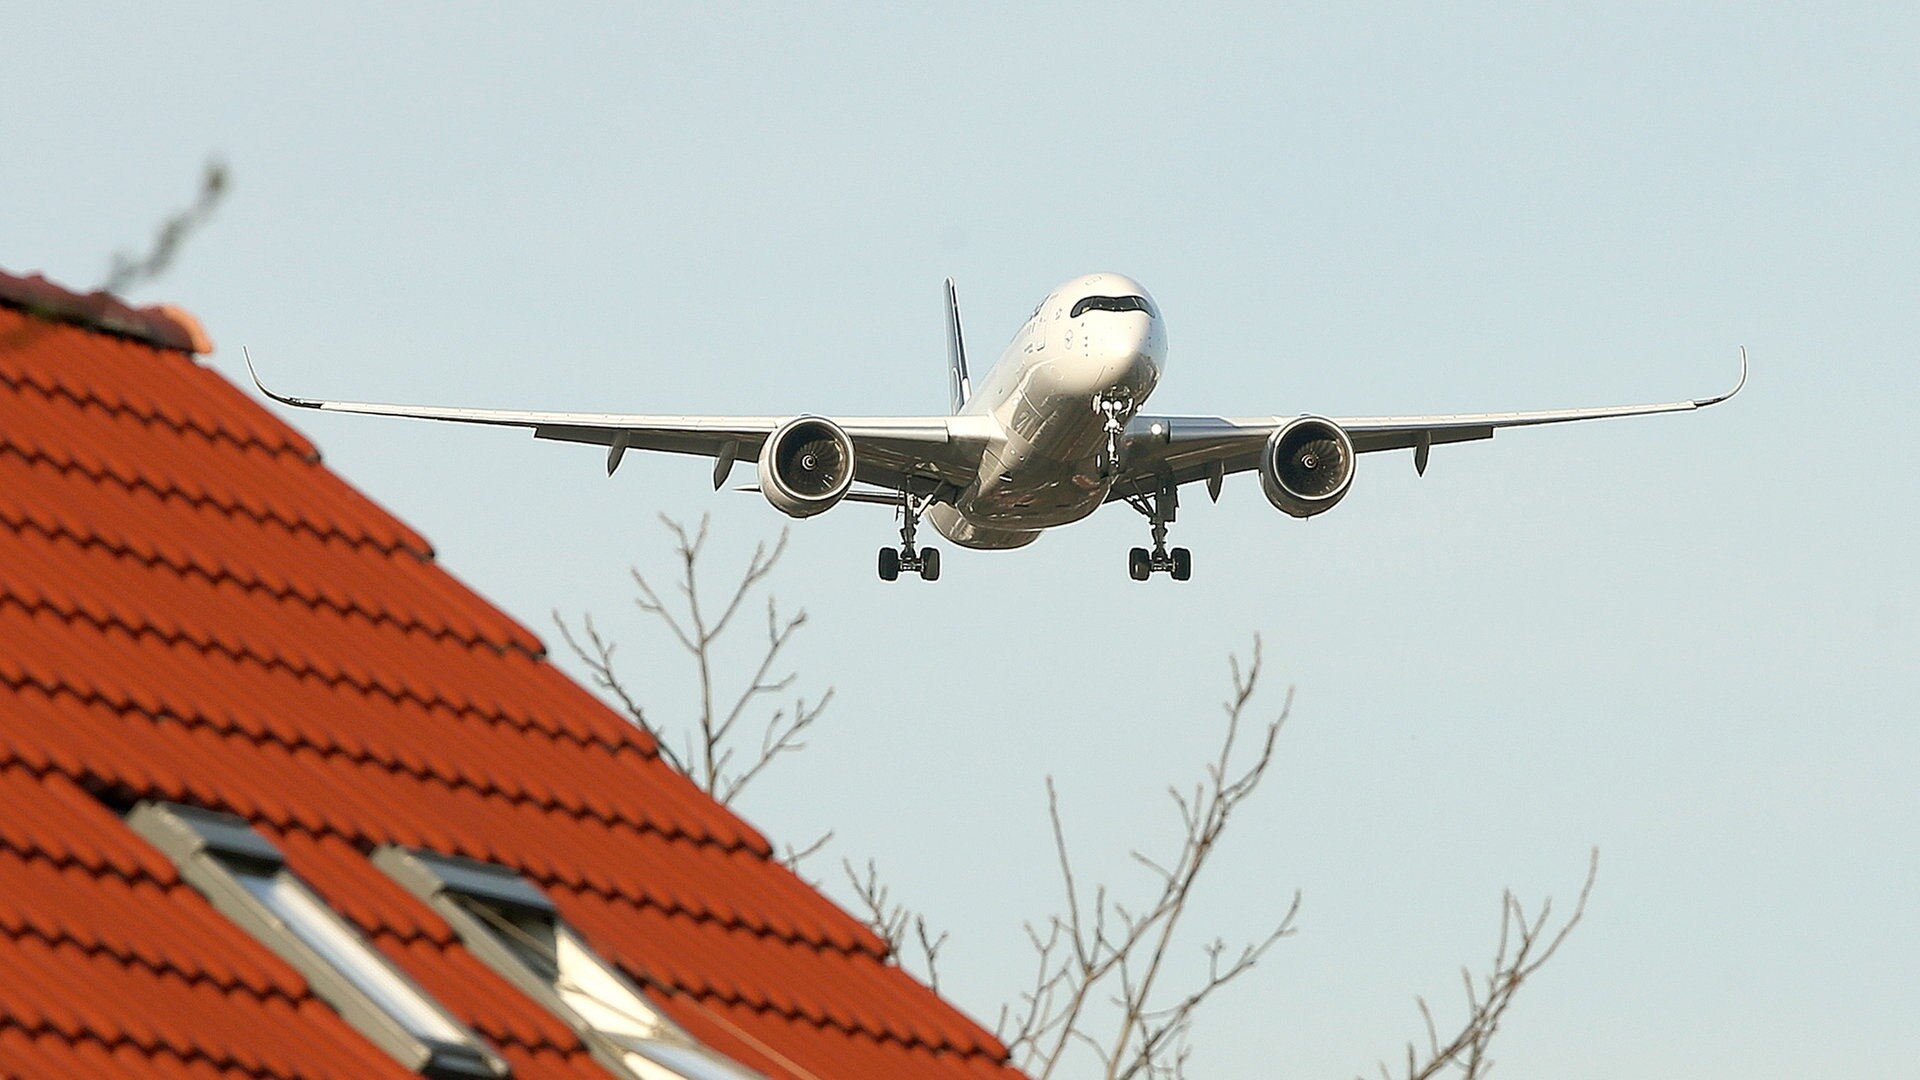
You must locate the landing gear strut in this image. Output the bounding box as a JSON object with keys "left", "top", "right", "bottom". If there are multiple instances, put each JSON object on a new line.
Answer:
{"left": 1094, "top": 391, "right": 1134, "bottom": 480}
{"left": 1124, "top": 483, "right": 1191, "bottom": 582}
{"left": 878, "top": 491, "right": 940, "bottom": 582}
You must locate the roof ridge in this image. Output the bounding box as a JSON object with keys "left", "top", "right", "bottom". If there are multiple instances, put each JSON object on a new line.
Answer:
{"left": 0, "top": 270, "right": 211, "bottom": 355}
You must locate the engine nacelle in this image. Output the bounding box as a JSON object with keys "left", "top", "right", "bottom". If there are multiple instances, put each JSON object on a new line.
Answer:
{"left": 1260, "top": 416, "right": 1355, "bottom": 518}
{"left": 756, "top": 416, "right": 856, "bottom": 518}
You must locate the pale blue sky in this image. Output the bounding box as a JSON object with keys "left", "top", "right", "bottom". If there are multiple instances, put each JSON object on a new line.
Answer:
{"left": 6, "top": 5, "right": 1917, "bottom": 1076}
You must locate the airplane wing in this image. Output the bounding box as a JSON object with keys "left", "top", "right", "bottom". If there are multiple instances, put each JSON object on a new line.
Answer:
{"left": 243, "top": 352, "right": 990, "bottom": 494}
{"left": 1113, "top": 349, "right": 1747, "bottom": 499}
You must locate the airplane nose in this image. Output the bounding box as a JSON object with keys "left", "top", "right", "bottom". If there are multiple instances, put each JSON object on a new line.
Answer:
{"left": 1093, "top": 312, "right": 1151, "bottom": 357}
{"left": 1095, "top": 314, "right": 1158, "bottom": 390}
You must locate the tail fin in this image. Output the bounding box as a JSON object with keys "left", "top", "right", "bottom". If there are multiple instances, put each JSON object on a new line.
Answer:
{"left": 944, "top": 277, "right": 971, "bottom": 414}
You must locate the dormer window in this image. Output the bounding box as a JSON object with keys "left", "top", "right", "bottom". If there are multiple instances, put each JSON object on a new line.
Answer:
{"left": 374, "top": 846, "right": 763, "bottom": 1080}
{"left": 1070, "top": 295, "right": 1151, "bottom": 318}
{"left": 125, "top": 803, "right": 506, "bottom": 1079}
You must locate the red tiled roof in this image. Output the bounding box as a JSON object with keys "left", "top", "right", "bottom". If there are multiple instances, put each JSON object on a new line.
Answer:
{"left": 0, "top": 269, "right": 1021, "bottom": 1080}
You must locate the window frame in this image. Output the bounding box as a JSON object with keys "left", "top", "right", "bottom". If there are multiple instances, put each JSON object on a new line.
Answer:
{"left": 125, "top": 803, "right": 507, "bottom": 1080}
{"left": 1069, "top": 294, "right": 1152, "bottom": 318}
{"left": 373, "top": 846, "right": 763, "bottom": 1080}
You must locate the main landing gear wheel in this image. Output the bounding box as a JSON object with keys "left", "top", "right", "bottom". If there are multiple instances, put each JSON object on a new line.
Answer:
{"left": 1128, "top": 544, "right": 1193, "bottom": 581}
{"left": 878, "top": 489, "right": 943, "bottom": 583}
{"left": 1123, "top": 482, "right": 1194, "bottom": 581}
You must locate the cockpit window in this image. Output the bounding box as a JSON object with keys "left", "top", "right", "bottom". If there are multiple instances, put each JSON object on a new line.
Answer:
{"left": 1070, "top": 295, "right": 1151, "bottom": 318}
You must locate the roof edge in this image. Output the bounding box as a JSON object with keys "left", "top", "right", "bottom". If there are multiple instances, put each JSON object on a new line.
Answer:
{"left": 0, "top": 267, "right": 213, "bottom": 354}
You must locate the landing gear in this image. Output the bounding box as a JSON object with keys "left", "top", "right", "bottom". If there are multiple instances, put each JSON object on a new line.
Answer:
{"left": 1123, "top": 483, "right": 1193, "bottom": 581}
{"left": 878, "top": 490, "right": 941, "bottom": 582}
{"left": 1094, "top": 391, "right": 1134, "bottom": 480}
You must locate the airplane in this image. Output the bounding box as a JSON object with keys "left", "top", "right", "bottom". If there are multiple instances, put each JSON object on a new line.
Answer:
{"left": 246, "top": 272, "right": 1745, "bottom": 583}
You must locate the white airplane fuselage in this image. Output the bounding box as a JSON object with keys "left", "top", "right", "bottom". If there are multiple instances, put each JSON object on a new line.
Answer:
{"left": 928, "top": 273, "right": 1167, "bottom": 549}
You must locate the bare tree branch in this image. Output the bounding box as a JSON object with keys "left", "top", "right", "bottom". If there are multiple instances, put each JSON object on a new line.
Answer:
{"left": 998, "top": 638, "right": 1298, "bottom": 1080}
{"left": 553, "top": 526, "right": 1594, "bottom": 1079}
{"left": 553, "top": 514, "right": 831, "bottom": 807}
{"left": 4, "top": 159, "right": 228, "bottom": 355}
{"left": 1373, "top": 849, "right": 1600, "bottom": 1080}
{"left": 777, "top": 829, "right": 836, "bottom": 882}
{"left": 842, "top": 857, "right": 946, "bottom": 990}
{"left": 103, "top": 158, "right": 228, "bottom": 296}
{"left": 552, "top": 611, "right": 687, "bottom": 775}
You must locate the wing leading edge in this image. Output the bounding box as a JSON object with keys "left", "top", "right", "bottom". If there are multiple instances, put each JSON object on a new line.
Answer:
{"left": 1116, "top": 348, "right": 1747, "bottom": 497}
{"left": 242, "top": 350, "right": 989, "bottom": 493}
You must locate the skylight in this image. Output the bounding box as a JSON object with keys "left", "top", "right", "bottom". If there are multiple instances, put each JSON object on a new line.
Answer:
{"left": 374, "top": 846, "right": 763, "bottom": 1080}
{"left": 230, "top": 868, "right": 469, "bottom": 1045}
{"left": 125, "top": 803, "right": 505, "bottom": 1079}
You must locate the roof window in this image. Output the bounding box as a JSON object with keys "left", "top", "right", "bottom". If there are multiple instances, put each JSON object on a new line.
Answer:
{"left": 1070, "top": 294, "right": 1151, "bottom": 318}
{"left": 125, "top": 803, "right": 507, "bottom": 1079}
{"left": 373, "top": 846, "right": 762, "bottom": 1080}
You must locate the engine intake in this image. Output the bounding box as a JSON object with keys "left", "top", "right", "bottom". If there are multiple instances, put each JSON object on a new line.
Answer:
{"left": 757, "top": 416, "right": 856, "bottom": 518}
{"left": 1260, "top": 416, "right": 1355, "bottom": 518}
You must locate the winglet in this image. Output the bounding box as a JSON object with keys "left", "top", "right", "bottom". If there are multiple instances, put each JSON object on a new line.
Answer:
{"left": 242, "top": 347, "right": 315, "bottom": 410}
{"left": 1693, "top": 346, "right": 1748, "bottom": 408}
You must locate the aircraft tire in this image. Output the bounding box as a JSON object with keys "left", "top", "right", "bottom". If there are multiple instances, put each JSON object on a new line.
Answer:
{"left": 878, "top": 547, "right": 900, "bottom": 581}
{"left": 920, "top": 547, "right": 941, "bottom": 581}
{"left": 1128, "top": 547, "right": 1151, "bottom": 581}
{"left": 1171, "top": 547, "right": 1192, "bottom": 581}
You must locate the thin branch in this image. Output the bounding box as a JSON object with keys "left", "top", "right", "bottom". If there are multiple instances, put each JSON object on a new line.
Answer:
{"left": 778, "top": 830, "right": 837, "bottom": 883}
{"left": 1375, "top": 849, "right": 1600, "bottom": 1080}
{"left": 103, "top": 158, "right": 228, "bottom": 295}
{"left": 840, "top": 857, "right": 946, "bottom": 990}
{"left": 1000, "top": 639, "right": 1297, "bottom": 1080}
{"left": 4, "top": 160, "right": 228, "bottom": 356}
{"left": 555, "top": 515, "right": 821, "bottom": 806}
{"left": 552, "top": 610, "right": 686, "bottom": 775}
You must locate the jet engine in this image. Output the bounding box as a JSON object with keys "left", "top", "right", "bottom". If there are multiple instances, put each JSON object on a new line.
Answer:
{"left": 1259, "top": 416, "right": 1355, "bottom": 518}
{"left": 757, "top": 416, "right": 856, "bottom": 518}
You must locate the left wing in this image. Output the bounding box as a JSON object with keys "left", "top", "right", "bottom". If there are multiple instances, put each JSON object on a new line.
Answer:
{"left": 243, "top": 352, "right": 989, "bottom": 493}
{"left": 1115, "top": 349, "right": 1747, "bottom": 498}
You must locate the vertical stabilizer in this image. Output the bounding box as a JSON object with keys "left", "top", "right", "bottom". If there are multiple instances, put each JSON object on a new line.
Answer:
{"left": 944, "top": 277, "right": 971, "bottom": 413}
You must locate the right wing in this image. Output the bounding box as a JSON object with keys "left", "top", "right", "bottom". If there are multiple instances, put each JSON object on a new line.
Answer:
{"left": 1115, "top": 348, "right": 1747, "bottom": 498}
{"left": 244, "top": 351, "right": 991, "bottom": 493}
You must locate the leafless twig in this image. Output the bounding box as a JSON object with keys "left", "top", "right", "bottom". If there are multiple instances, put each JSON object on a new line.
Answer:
{"left": 554, "top": 514, "right": 833, "bottom": 816}
{"left": 103, "top": 158, "right": 228, "bottom": 296}
{"left": 998, "top": 638, "right": 1298, "bottom": 1080}
{"left": 4, "top": 159, "right": 228, "bottom": 354}
{"left": 1375, "top": 849, "right": 1600, "bottom": 1080}
{"left": 842, "top": 857, "right": 949, "bottom": 990}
